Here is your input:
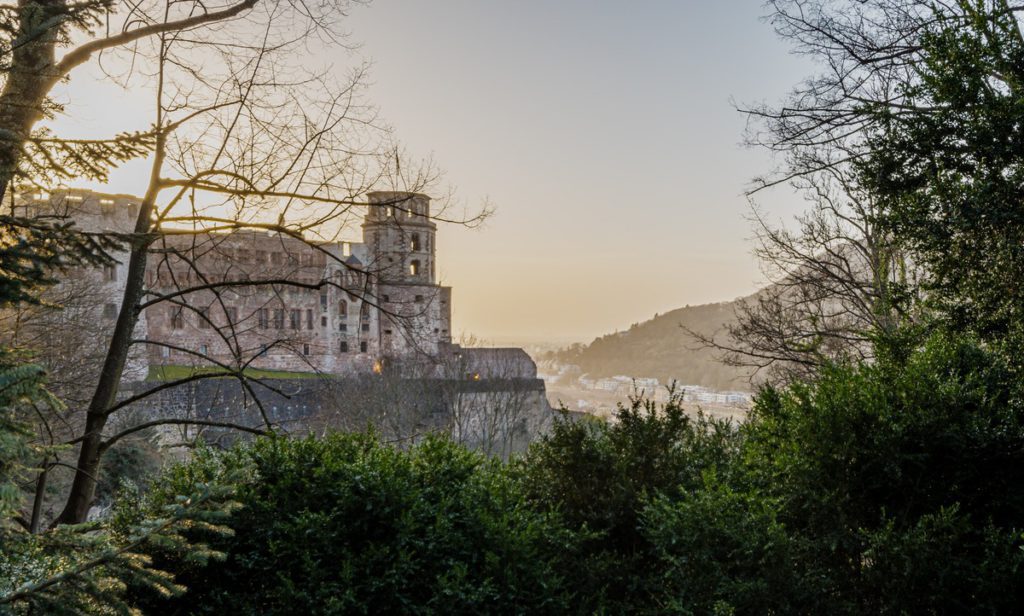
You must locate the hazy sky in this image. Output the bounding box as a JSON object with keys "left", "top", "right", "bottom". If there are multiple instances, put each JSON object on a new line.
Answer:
{"left": 52, "top": 1, "right": 815, "bottom": 345}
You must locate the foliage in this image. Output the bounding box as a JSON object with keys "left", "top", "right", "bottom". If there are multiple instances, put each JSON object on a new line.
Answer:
{"left": 0, "top": 215, "right": 121, "bottom": 311}
{"left": 134, "top": 434, "right": 574, "bottom": 615}
{"left": 10, "top": 339, "right": 1005, "bottom": 614}
{"left": 857, "top": 2, "right": 1024, "bottom": 353}
{"left": 0, "top": 213, "right": 237, "bottom": 613}
{"left": 93, "top": 436, "right": 164, "bottom": 507}
{"left": 742, "top": 333, "right": 1024, "bottom": 612}
{"left": 0, "top": 357, "right": 56, "bottom": 525}
{"left": 755, "top": 1, "right": 1024, "bottom": 363}
{"left": 0, "top": 473, "right": 238, "bottom": 615}
{"left": 641, "top": 473, "right": 799, "bottom": 615}
{"left": 518, "top": 394, "right": 741, "bottom": 613}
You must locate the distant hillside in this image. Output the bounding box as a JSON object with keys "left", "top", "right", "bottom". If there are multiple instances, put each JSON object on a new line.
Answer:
{"left": 550, "top": 298, "right": 755, "bottom": 392}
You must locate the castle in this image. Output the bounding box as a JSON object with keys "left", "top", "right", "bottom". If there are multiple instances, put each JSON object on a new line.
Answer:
{"left": 8, "top": 187, "right": 551, "bottom": 455}
{"left": 14, "top": 188, "right": 533, "bottom": 381}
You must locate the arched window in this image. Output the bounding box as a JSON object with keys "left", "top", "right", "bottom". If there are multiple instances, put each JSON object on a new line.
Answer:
{"left": 338, "top": 300, "right": 348, "bottom": 317}
{"left": 410, "top": 233, "right": 421, "bottom": 251}
{"left": 409, "top": 260, "right": 421, "bottom": 276}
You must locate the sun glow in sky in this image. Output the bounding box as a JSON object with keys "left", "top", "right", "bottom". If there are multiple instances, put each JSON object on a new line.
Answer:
{"left": 50, "top": 1, "right": 814, "bottom": 345}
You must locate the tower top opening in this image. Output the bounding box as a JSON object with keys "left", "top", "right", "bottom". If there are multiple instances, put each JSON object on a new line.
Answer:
{"left": 366, "top": 191, "right": 432, "bottom": 222}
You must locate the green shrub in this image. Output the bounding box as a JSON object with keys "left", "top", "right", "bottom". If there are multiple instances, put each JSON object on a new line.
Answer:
{"left": 641, "top": 472, "right": 800, "bottom": 615}
{"left": 743, "top": 333, "right": 1024, "bottom": 612}
{"left": 518, "top": 394, "right": 740, "bottom": 613}
{"left": 136, "top": 433, "right": 573, "bottom": 615}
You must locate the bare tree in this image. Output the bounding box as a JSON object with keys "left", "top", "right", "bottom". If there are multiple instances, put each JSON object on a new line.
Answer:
{"left": 0, "top": 0, "right": 366, "bottom": 202}
{"left": 684, "top": 0, "right": 982, "bottom": 382}
{"left": 438, "top": 342, "right": 549, "bottom": 460}
{"left": 0, "top": 0, "right": 488, "bottom": 526}
{"left": 691, "top": 166, "right": 921, "bottom": 383}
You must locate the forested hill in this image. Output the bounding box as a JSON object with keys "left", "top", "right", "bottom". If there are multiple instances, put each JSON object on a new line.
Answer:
{"left": 551, "top": 299, "right": 755, "bottom": 391}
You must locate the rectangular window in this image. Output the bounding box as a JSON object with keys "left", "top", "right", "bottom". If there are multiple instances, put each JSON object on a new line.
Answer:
{"left": 361, "top": 323, "right": 370, "bottom": 332}
{"left": 303, "top": 343, "right": 310, "bottom": 356}
{"left": 359, "top": 341, "right": 368, "bottom": 353}
{"left": 321, "top": 316, "right": 327, "bottom": 327}
{"left": 171, "top": 309, "right": 184, "bottom": 329}
{"left": 339, "top": 340, "right": 349, "bottom": 353}
{"left": 290, "top": 309, "right": 301, "bottom": 330}
{"left": 339, "top": 323, "right": 347, "bottom": 332}
{"left": 104, "top": 264, "right": 116, "bottom": 282}
{"left": 320, "top": 292, "right": 328, "bottom": 312}
{"left": 199, "top": 308, "right": 210, "bottom": 329}
{"left": 258, "top": 308, "right": 269, "bottom": 329}
{"left": 273, "top": 309, "right": 285, "bottom": 329}
{"left": 103, "top": 303, "right": 117, "bottom": 319}
{"left": 415, "top": 295, "right": 424, "bottom": 303}
{"left": 199, "top": 344, "right": 208, "bottom": 356}
{"left": 384, "top": 329, "right": 392, "bottom": 335}
{"left": 160, "top": 346, "right": 170, "bottom": 359}
{"left": 306, "top": 309, "right": 314, "bottom": 330}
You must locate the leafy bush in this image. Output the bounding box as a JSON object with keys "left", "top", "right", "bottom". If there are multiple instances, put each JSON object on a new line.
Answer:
{"left": 743, "top": 333, "right": 1024, "bottom": 612}
{"left": 119, "top": 335, "right": 1024, "bottom": 614}
{"left": 641, "top": 472, "right": 800, "bottom": 615}
{"left": 136, "top": 433, "right": 573, "bottom": 615}
{"left": 518, "top": 394, "right": 741, "bottom": 613}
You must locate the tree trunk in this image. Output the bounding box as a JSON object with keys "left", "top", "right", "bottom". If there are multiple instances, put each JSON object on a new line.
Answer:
{"left": 55, "top": 237, "right": 151, "bottom": 523}
{"left": 55, "top": 168, "right": 160, "bottom": 524}
{"left": 0, "top": 0, "right": 64, "bottom": 202}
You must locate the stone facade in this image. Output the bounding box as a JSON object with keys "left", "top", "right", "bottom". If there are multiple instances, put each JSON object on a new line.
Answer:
{"left": 16, "top": 188, "right": 475, "bottom": 377}
{"left": 120, "top": 374, "right": 551, "bottom": 458}
{"left": 12, "top": 187, "right": 552, "bottom": 450}
{"left": 141, "top": 190, "right": 455, "bottom": 375}
{"left": 10, "top": 189, "right": 150, "bottom": 382}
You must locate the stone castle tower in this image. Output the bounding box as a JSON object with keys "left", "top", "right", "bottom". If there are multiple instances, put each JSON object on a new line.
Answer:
{"left": 364, "top": 191, "right": 437, "bottom": 284}
{"left": 364, "top": 192, "right": 452, "bottom": 364}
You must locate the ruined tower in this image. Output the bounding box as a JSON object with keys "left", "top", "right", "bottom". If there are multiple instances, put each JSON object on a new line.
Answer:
{"left": 363, "top": 192, "right": 451, "bottom": 362}
{"left": 362, "top": 191, "right": 437, "bottom": 284}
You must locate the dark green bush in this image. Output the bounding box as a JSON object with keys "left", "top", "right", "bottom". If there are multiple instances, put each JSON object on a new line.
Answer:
{"left": 743, "top": 333, "right": 1024, "bottom": 612}
{"left": 517, "top": 395, "right": 741, "bottom": 613}
{"left": 127, "top": 334, "right": 1024, "bottom": 614}
{"left": 641, "top": 472, "right": 800, "bottom": 615}
{"left": 135, "top": 432, "right": 573, "bottom": 615}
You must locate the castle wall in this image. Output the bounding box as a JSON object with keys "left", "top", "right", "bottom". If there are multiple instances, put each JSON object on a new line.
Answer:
{"left": 13, "top": 188, "right": 555, "bottom": 449}
{"left": 119, "top": 375, "right": 553, "bottom": 456}
{"left": 7, "top": 189, "right": 150, "bottom": 382}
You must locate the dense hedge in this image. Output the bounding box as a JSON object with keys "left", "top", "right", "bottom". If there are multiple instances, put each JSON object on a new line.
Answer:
{"left": 129, "top": 334, "right": 1024, "bottom": 615}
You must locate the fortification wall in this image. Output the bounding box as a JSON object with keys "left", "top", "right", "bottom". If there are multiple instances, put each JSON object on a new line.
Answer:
{"left": 120, "top": 375, "right": 553, "bottom": 455}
